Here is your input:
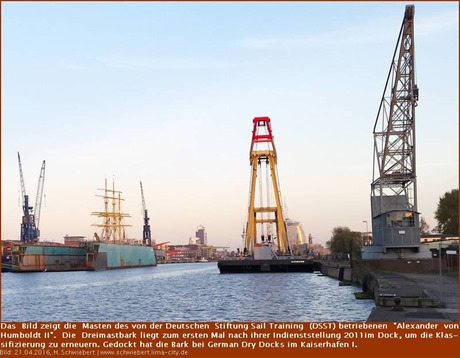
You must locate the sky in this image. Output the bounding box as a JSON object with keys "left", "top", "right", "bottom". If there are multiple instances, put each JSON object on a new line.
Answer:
{"left": 1, "top": 1, "right": 458, "bottom": 251}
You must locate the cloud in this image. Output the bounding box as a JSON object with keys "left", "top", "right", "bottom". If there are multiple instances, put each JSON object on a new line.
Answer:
{"left": 417, "top": 9, "right": 458, "bottom": 37}
{"left": 240, "top": 29, "right": 385, "bottom": 50}
{"left": 105, "top": 56, "right": 233, "bottom": 72}
{"left": 240, "top": 9, "right": 458, "bottom": 51}
{"left": 61, "top": 55, "right": 234, "bottom": 73}
{"left": 63, "top": 63, "right": 86, "bottom": 71}
{"left": 239, "top": 21, "right": 394, "bottom": 51}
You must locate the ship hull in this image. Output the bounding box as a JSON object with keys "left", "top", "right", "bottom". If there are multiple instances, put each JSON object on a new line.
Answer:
{"left": 91, "top": 242, "right": 157, "bottom": 270}
{"left": 218, "top": 258, "right": 319, "bottom": 274}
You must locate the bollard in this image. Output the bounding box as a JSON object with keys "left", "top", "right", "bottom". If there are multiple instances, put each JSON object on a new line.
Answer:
{"left": 392, "top": 296, "right": 404, "bottom": 311}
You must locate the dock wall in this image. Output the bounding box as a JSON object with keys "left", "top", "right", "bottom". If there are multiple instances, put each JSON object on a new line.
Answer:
{"left": 318, "top": 259, "right": 448, "bottom": 309}
{"left": 319, "top": 261, "right": 352, "bottom": 282}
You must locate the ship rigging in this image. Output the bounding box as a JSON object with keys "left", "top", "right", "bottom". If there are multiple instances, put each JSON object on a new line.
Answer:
{"left": 91, "top": 178, "right": 132, "bottom": 243}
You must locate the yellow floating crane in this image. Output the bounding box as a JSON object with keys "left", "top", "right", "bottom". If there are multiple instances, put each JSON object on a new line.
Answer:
{"left": 244, "top": 117, "right": 289, "bottom": 256}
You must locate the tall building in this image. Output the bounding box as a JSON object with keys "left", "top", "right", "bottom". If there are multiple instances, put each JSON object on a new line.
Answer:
{"left": 285, "top": 219, "right": 306, "bottom": 249}
{"left": 195, "top": 225, "right": 207, "bottom": 246}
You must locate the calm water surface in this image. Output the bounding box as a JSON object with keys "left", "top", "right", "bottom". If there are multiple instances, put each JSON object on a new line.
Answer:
{"left": 1, "top": 262, "right": 374, "bottom": 321}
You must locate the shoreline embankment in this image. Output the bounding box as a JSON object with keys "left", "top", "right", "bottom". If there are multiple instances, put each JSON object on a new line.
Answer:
{"left": 318, "top": 259, "right": 458, "bottom": 322}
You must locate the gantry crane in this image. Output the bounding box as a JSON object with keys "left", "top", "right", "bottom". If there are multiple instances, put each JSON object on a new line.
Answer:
{"left": 18, "top": 152, "right": 45, "bottom": 243}
{"left": 244, "top": 117, "right": 289, "bottom": 256}
{"left": 140, "top": 181, "right": 152, "bottom": 246}
{"left": 370, "top": 5, "right": 421, "bottom": 252}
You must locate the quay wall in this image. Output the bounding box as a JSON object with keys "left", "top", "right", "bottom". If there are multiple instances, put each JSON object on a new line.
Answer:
{"left": 318, "top": 258, "right": 453, "bottom": 309}
{"left": 319, "top": 261, "right": 352, "bottom": 282}
{"left": 319, "top": 257, "right": 453, "bottom": 285}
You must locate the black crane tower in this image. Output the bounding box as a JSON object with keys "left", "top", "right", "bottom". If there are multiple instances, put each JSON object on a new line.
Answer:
{"left": 18, "top": 152, "right": 46, "bottom": 243}
{"left": 140, "top": 181, "right": 152, "bottom": 246}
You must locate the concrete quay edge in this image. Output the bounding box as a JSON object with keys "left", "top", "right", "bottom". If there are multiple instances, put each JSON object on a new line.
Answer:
{"left": 318, "top": 260, "right": 458, "bottom": 322}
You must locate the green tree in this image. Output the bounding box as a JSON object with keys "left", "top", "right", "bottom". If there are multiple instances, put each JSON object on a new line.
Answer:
{"left": 326, "top": 226, "right": 363, "bottom": 260}
{"left": 434, "top": 189, "right": 459, "bottom": 236}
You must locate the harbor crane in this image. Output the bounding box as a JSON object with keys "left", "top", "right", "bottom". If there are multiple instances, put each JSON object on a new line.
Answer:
{"left": 18, "top": 152, "right": 45, "bottom": 243}
{"left": 369, "top": 5, "right": 421, "bottom": 253}
{"left": 140, "top": 181, "right": 152, "bottom": 246}
{"left": 244, "top": 117, "right": 289, "bottom": 256}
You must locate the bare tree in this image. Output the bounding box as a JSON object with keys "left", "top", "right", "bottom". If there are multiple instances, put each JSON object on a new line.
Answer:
{"left": 420, "top": 216, "right": 430, "bottom": 234}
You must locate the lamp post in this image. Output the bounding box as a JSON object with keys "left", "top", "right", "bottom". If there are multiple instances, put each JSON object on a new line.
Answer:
{"left": 439, "top": 236, "right": 444, "bottom": 304}
{"left": 362, "top": 220, "right": 369, "bottom": 234}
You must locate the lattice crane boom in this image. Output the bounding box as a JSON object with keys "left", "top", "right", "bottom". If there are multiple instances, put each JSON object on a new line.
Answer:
{"left": 373, "top": 4, "right": 418, "bottom": 185}
{"left": 140, "top": 181, "right": 152, "bottom": 246}
{"left": 17, "top": 152, "right": 28, "bottom": 216}
{"left": 17, "top": 152, "right": 43, "bottom": 242}
{"left": 34, "top": 160, "right": 46, "bottom": 232}
{"left": 370, "top": 4, "right": 421, "bottom": 249}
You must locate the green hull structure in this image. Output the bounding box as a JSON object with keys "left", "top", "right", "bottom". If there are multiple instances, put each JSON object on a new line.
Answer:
{"left": 88, "top": 179, "right": 157, "bottom": 270}
{"left": 2, "top": 242, "right": 88, "bottom": 272}
{"left": 2, "top": 241, "right": 157, "bottom": 272}
{"left": 91, "top": 242, "right": 157, "bottom": 270}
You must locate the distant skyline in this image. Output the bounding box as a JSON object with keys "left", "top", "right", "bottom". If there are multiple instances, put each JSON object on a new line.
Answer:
{"left": 2, "top": 2, "right": 458, "bottom": 251}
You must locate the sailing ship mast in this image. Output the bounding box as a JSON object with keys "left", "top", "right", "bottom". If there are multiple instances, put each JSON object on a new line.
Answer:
{"left": 91, "top": 178, "right": 132, "bottom": 243}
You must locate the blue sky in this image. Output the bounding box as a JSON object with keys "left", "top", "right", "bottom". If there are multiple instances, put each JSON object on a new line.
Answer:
{"left": 2, "top": 1, "right": 458, "bottom": 250}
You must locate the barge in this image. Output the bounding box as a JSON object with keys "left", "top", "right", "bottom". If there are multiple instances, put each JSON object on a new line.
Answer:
{"left": 218, "top": 242, "right": 318, "bottom": 274}
{"left": 218, "top": 257, "right": 317, "bottom": 273}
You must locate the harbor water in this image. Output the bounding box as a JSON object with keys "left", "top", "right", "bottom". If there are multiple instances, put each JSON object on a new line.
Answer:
{"left": 1, "top": 262, "right": 374, "bottom": 321}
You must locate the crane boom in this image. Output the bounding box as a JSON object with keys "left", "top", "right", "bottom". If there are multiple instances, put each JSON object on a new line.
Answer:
{"left": 140, "top": 181, "right": 152, "bottom": 246}
{"left": 34, "top": 160, "right": 46, "bottom": 232}
{"left": 17, "top": 152, "right": 27, "bottom": 215}
{"left": 17, "top": 152, "right": 42, "bottom": 242}
{"left": 369, "top": 4, "right": 421, "bottom": 251}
